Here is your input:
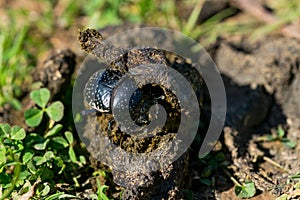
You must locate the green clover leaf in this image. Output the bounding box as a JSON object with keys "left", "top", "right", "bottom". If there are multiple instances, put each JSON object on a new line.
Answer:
{"left": 24, "top": 108, "right": 43, "bottom": 127}
{"left": 10, "top": 126, "right": 26, "bottom": 140}
{"left": 51, "top": 137, "right": 68, "bottom": 149}
{"left": 235, "top": 180, "right": 256, "bottom": 198}
{"left": 22, "top": 150, "right": 34, "bottom": 164}
{"left": 30, "top": 88, "right": 50, "bottom": 108}
{"left": 33, "top": 156, "right": 47, "bottom": 166}
{"left": 65, "top": 131, "right": 74, "bottom": 144}
{"left": 46, "top": 101, "right": 64, "bottom": 122}
{"left": 68, "top": 147, "right": 77, "bottom": 163}
{"left": 277, "top": 126, "right": 285, "bottom": 138}
{"left": 34, "top": 139, "right": 49, "bottom": 150}
{"left": 0, "top": 144, "right": 6, "bottom": 165}
{"left": 45, "top": 124, "right": 63, "bottom": 138}
{"left": 0, "top": 124, "right": 11, "bottom": 138}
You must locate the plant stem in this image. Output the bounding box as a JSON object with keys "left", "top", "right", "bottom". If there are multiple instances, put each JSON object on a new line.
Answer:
{"left": 183, "top": 0, "right": 205, "bottom": 35}
{"left": 222, "top": 168, "right": 242, "bottom": 187}
{"left": 263, "top": 156, "right": 289, "bottom": 173}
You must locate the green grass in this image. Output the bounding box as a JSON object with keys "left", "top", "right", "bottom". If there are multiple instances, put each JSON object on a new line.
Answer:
{"left": 0, "top": 24, "right": 33, "bottom": 110}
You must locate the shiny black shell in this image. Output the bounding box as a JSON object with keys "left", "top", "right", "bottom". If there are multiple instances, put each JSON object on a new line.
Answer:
{"left": 84, "top": 68, "right": 142, "bottom": 113}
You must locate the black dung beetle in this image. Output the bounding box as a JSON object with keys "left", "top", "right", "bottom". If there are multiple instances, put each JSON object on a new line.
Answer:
{"left": 78, "top": 28, "right": 203, "bottom": 198}
{"left": 80, "top": 29, "right": 170, "bottom": 122}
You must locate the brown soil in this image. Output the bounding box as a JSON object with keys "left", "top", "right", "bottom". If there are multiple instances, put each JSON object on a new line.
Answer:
{"left": 214, "top": 36, "right": 300, "bottom": 199}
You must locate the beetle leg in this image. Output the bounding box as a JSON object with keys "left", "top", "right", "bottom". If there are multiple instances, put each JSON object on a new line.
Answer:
{"left": 81, "top": 108, "right": 98, "bottom": 116}
{"left": 107, "top": 119, "right": 114, "bottom": 135}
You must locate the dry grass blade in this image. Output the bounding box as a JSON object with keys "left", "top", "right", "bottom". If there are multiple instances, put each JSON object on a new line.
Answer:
{"left": 19, "top": 178, "right": 41, "bottom": 200}
{"left": 231, "top": 0, "right": 300, "bottom": 38}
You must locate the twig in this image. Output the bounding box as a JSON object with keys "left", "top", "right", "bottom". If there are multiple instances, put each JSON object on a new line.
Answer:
{"left": 231, "top": 0, "right": 300, "bottom": 39}
{"left": 19, "top": 177, "right": 41, "bottom": 200}
{"left": 223, "top": 168, "right": 242, "bottom": 187}
{"left": 263, "top": 156, "right": 290, "bottom": 173}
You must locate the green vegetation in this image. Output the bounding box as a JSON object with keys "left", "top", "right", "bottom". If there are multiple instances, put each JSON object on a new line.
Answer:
{"left": 197, "top": 151, "right": 229, "bottom": 186}
{"left": 0, "top": 88, "right": 90, "bottom": 199}
{"left": 234, "top": 180, "right": 256, "bottom": 199}
{"left": 95, "top": 179, "right": 110, "bottom": 200}
{"left": 24, "top": 88, "right": 64, "bottom": 127}
{"left": 276, "top": 172, "right": 300, "bottom": 200}
{"left": 258, "top": 125, "right": 297, "bottom": 149}
{"left": 0, "top": 25, "right": 32, "bottom": 110}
